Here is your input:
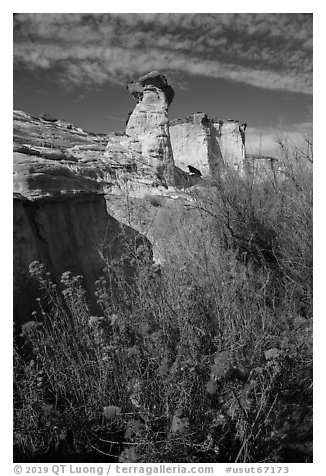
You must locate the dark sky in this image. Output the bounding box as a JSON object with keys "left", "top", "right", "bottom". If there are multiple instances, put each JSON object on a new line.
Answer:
{"left": 13, "top": 12, "right": 312, "bottom": 155}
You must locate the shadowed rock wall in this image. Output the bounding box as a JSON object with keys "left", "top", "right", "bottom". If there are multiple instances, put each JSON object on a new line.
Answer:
{"left": 13, "top": 111, "right": 151, "bottom": 327}
{"left": 13, "top": 192, "right": 147, "bottom": 327}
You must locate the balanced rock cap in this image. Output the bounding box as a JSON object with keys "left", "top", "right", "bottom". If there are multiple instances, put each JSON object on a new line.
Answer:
{"left": 127, "top": 71, "right": 174, "bottom": 106}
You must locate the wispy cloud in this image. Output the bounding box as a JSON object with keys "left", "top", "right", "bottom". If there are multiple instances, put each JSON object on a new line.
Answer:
{"left": 246, "top": 122, "right": 313, "bottom": 156}
{"left": 13, "top": 13, "right": 312, "bottom": 94}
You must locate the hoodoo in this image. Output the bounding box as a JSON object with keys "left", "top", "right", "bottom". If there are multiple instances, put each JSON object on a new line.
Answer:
{"left": 125, "top": 71, "right": 175, "bottom": 186}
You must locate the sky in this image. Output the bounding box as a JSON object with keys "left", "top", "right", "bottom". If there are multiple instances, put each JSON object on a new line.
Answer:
{"left": 13, "top": 12, "right": 313, "bottom": 155}
{"left": 6, "top": 7, "right": 326, "bottom": 466}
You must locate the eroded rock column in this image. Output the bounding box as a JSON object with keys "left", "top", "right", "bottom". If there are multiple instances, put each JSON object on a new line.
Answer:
{"left": 125, "top": 71, "right": 175, "bottom": 186}
{"left": 169, "top": 113, "right": 224, "bottom": 180}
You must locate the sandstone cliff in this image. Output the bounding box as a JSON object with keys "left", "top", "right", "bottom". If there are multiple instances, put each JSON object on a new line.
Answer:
{"left": 245, "top": 154, "right": 279, "bottom": 180}
{"left": 212, "top": 119, "right": 246, "bottom": 174}
{"left": 169, "top": 113, "right": 224, "bottom": 180}
{"left": 13, "top": 111, "right": 149, "bottom": 326}
{"left": 170, "top": 114, "right": 246, "bottom": 179}
{"left": 124, "top": 71, "right": 175, "bottom": 186}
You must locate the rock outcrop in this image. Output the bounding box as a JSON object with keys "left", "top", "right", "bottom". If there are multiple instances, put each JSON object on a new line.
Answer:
{"left": 13, "top": 111, "right": 150, "bottom": 327}
{"left": 124, "top": 71, "right": 175, "bottom": 186}
{"left": 13, "top": 71, "right": 270, "bottom": 326}
{"left": 169, "top": 113, "right": 224, "bottom": 180}
{"left": 245, "top": 154, "right": 279, "bottom": 181}
{"left": 212, "top": 119, "right": 246, "bottom": 174}
{"left": 169, "top": 114, "right": 246, "bottom": 179}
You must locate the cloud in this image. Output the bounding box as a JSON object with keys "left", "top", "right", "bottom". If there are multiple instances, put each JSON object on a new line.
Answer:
{"left": 245, "top": 122, "right": 313, "bottom": 156}
{"left": 13, "top": 13, "right": 312, "bottom": 94}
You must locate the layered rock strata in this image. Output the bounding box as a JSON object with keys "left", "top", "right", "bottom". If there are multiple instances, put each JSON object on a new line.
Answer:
{"left": 13, "top": 111, "right": 150, "bottom": 326}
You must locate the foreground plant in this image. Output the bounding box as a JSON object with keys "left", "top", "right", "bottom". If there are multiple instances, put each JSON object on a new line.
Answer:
{"left": 14, "top": 144, "right": 312, "bottom": 462}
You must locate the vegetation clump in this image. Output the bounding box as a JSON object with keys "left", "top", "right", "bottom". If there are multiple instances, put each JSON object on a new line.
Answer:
{"left": 14, "top": 143, "right": 312, "bottom": 463}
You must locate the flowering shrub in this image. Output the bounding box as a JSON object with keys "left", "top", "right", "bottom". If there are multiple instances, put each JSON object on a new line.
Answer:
{"left": 14, "top": 144, "right": 312, "bottom": 463}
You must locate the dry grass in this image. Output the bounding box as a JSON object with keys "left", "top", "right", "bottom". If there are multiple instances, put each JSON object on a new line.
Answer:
{"left": 14, "top": 142, "right": 312, "bottom": 463}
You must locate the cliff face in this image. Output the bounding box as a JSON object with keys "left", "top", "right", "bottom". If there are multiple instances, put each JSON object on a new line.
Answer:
{"left": 244, "top": 155, "right": 279, "bottom": 181}
{"left": 13, "top": 71, "right": 256, "bottom": 325}
{"left": 13, "top": 111, "right": 149, "bottom": 326}
{"left": 169, "top": 113, "right": 224, "bottom": 180}
{"left": 170, "top": 115, "right": 246, "bottom": 179}
{"left": 213, "top": 120, "right": 246, "bottom": 174}
{"left": 124, "top": 71, "right": 175, "bottom": 186}
{"left": 13, "top": 192, "right": 142, "bottom": 326}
